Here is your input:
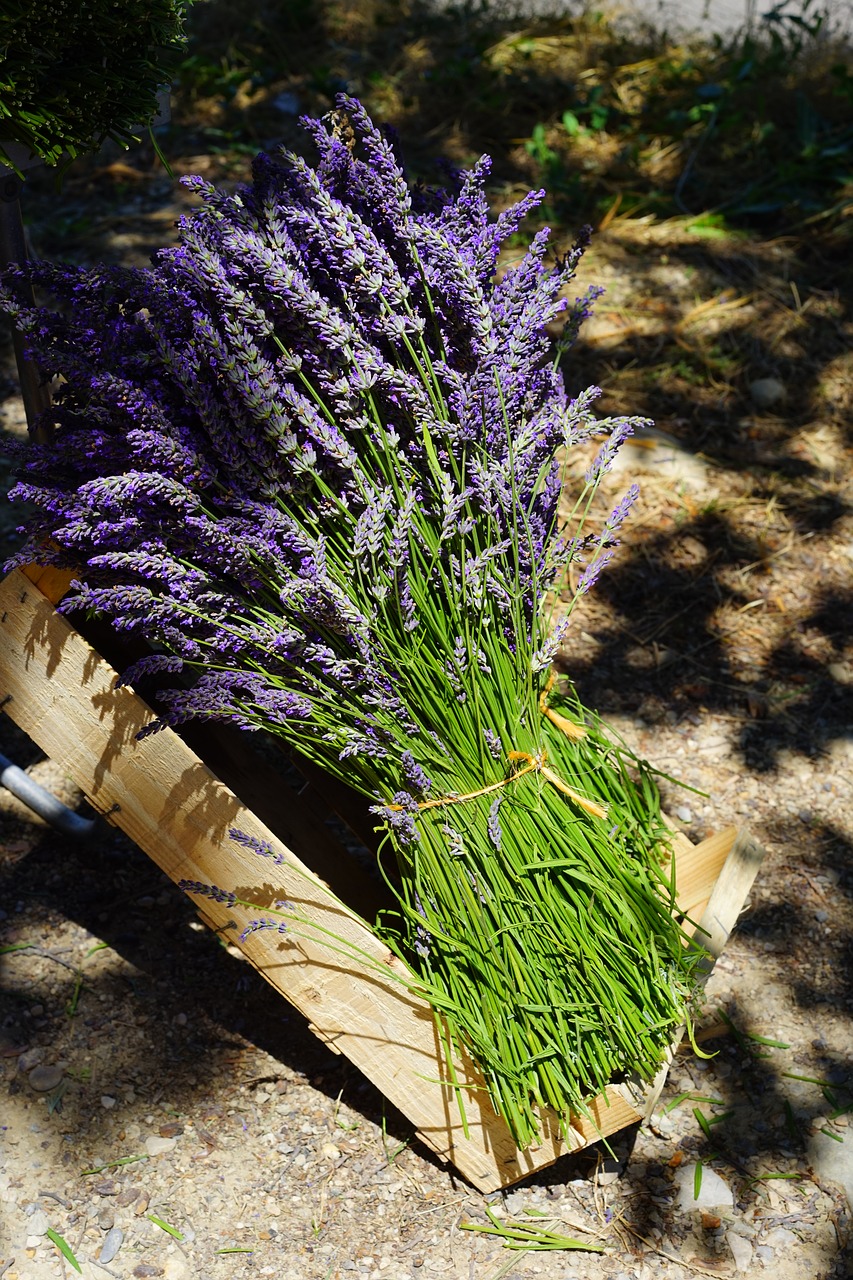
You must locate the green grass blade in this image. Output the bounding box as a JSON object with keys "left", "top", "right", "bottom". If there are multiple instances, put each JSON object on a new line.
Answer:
{"left": 46, "top": 1228, "right": 82, "bottom": 1274}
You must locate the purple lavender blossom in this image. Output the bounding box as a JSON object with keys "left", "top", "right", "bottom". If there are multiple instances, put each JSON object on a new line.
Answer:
{"left": 576, "top": 549, "right": 616, "bottom": 595}
{"left": 229, "top": 828, "right": 288, "bottom": 865}
{"left": 487, "top": 796, "right": 503, "bottom": 852}
{"left": 413, "top": 893, "right": 431, "bottom": 959}
{"left": 1, "top": 95, "right": 643, "bottom": 847}
{"left": 239, "top": 918, "right": 290, "bottom": 941}
{"left": 530, "top": 616, "right": 572, "bottom": 673}
{"left": 178, "top": 880, "right": 237, "bottom": 909}
{"left": 399, "top": 750, "right": 432, "bottom": 797}
{"left": 585, "top": 419, "right": 648, "bottom": 485}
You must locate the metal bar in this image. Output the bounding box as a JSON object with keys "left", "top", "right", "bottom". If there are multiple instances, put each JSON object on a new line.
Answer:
{"left": 0, "top": 750, "right": 97, "bottom": 839}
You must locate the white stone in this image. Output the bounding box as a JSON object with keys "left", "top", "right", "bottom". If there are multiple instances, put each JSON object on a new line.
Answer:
{"left": 763, "top": 1225, "right": 798, "bottom": 1250}
{"left": 809, "top": 1128, "right": 853, "bottom": 1209}
{"left": 163, "top": 1257, "right": 191, "bottom": 1279}
{"left": 144, "top": 1134, "right": 178, "bottom": 1157}
{"left": 674, "top": 1164, "right": 733, "bottom": 1211}
{"left": 27, "top": 1208, "right": 50, "bottom": 1235}
{"left": 610, "top": 429, "right": 711, "bottom": 488}
{"left": 727, "top": 1232, "right": 753, "bottom": 1272}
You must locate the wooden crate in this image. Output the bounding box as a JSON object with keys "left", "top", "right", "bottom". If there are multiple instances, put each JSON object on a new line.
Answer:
{"left": 0, "top": 565, "right": 765, "bottom": 1192}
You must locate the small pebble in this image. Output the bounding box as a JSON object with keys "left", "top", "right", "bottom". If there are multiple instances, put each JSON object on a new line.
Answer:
{"left": 116, "top": 1185, "right": 142, "bottom": 1207}
{"left": 674, "top": 806, "right": 692, "bottom": 824}
{"left": 101, "top": 1094, "right": 117, "bottom": 1109}
{"left": 749, "top": 376, "right": 786, "bottom": 409}
{"left": 100, "top": 1226, "right": 124, "bottom": 1264}
{"left": 26, "top": 1208, "right": 49, "bottom": 1235}
{"left": 145, "top": 1134, "right": 178, "bottom": 1157}
{"left": 763, "top": 1225, "right": 798, "bottom": 1250}
{"left": 27, "top": 1064, "right": 64, "bottom": 1092}
{"left": 98, "top": 1208, "right": 115, "bottom": 1230}
{"left": 17, "top": 1048, "right": 43, "bottom": 1072}
{"left": 94, "top": 1179, "right": 117, "bottom": 1196}
{"left": 727, "top": 1232, "right": 754, "bottom": 1272}
{"left": 674, "top": 1164, "right": 733, "bottom": 1211}
{"left": 133, "top": 1266, "right": 163, "bottom": 1278}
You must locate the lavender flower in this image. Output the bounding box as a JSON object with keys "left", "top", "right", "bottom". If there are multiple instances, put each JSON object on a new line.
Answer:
{"left": 0, "top": 102, "right": 665, "bottom": 1147}
{"left": 229, "top": 828, "right": 288, "bottom": 865}
{"left": 487, "top": 796, "right": 503, "bottom": 852}
{"left": 239, "top": 918, "right": 290, "bottom": 941}
{"left": 178, "top": 880, "right": 237, "bottom": 909}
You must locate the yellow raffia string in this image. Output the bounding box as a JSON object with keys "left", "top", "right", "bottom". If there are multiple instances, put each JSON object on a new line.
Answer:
{"left": 388, "top": 748, "right": 608, "bottom": 820}
{"left": 538, "top": 670, "right": 587, "bottom": 742}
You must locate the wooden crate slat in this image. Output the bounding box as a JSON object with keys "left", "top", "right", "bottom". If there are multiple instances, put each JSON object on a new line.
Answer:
{"left": 0, "top": 567, "right": 764, "bottom": 1190}
{"left": 0, "top": 568, "right": 576, "bottom": 1186}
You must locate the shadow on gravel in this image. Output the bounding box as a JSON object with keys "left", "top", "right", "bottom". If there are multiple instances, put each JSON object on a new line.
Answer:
{"left": 566, "top": 519, "right": 853, "bottom": 772}
{"left": 1, "top": 787, "right": 851, "bottom": 1276}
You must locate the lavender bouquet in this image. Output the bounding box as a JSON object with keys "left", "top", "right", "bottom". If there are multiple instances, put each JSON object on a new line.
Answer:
{"left": 2, "top": 99, "right": 702, "bottom": 1147}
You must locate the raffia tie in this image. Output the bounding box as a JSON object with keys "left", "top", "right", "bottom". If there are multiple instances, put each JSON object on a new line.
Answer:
{"left": 389, "top": 747, "right": 608, "bottom": 820}
{"left": 538, "top": 671, "right": 587, "bottom": 742}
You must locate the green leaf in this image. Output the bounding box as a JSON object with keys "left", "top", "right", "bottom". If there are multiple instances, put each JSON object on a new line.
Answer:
{"left": 694, "top": 1107, "right": 713, "bottom": 1140}
{"left": 459, "top": 1204, "right": 604, "bottom": 1252}
{"left": 148, "top": 1214, "right": 184, "bottom": 1239}
{"left": 82, "top": 1153, "right": 148, "bottom": 1174}
{"left": 46, "top": 1228, "right": 82, "bottom": 1274}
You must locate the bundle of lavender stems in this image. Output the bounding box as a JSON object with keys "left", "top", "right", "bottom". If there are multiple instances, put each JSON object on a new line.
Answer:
{"left": 2, "top": 99, "right": 702, "bottom": 1147}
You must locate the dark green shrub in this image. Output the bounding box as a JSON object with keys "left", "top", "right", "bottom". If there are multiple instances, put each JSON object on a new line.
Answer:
{"left": 0, "top": 0, "right": 189, "bottom": 175}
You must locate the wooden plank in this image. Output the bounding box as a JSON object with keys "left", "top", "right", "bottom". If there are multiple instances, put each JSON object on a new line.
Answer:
{"left": 640, "top": 826, "right": 766, "bottom": 1120}
{"left": 669, "top": 825, "right": 740, "bottom": 935}
{"left": 0, "top": 567, "right": 762, "bottom": 1190}
{"left": 690, "top": 828, "right": 765, "bottom": 972}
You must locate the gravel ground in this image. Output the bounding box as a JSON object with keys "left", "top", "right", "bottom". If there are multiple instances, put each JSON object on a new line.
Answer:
{"left": 1, "top": 701, "right": 852, "bottom": 1280}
